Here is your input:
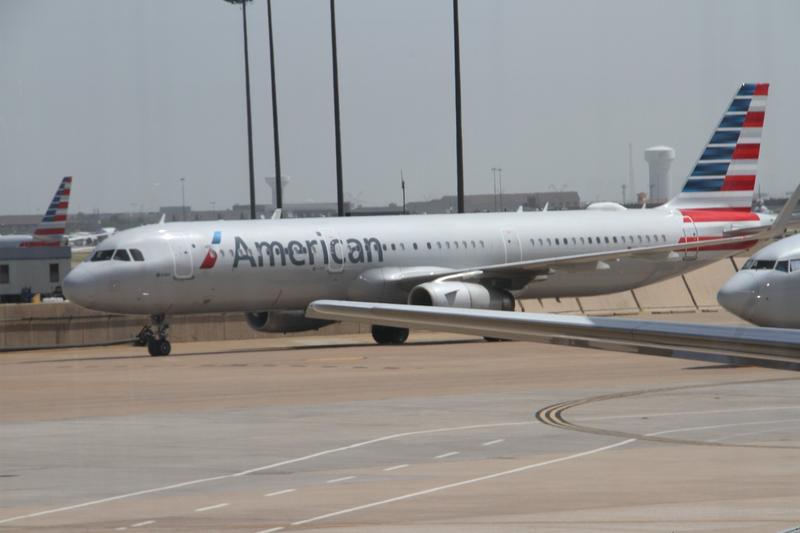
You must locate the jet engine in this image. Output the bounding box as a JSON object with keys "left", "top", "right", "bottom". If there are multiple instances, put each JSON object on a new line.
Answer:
{"left": 408, "top": 282, "right": 514, "bottom": 311}
{"left": 244, "top": 310, "right": 333, "bottom": 333}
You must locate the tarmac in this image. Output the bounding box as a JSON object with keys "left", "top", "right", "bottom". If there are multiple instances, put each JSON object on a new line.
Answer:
{"left": 2, "top": 310, "right": 800, "bottom": 533}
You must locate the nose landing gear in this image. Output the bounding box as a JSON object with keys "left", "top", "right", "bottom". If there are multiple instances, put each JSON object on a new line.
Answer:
{"left": 136, "top": 314, "right": 171, "bottom": 356}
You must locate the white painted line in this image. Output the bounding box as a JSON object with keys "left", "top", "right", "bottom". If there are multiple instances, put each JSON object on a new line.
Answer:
{"left": 131, "top": 520, "right": 155, "bottom": 528}
{"left": 114, "top": 528, "right": 127, "bottom": 531}
{"left": 291, "top": 439, "right": 636, "bottom": 526}
{"left": 482, "top": 439, "right": 504, "bottom": 446}
{"left": 575, "top": 405, "right": 800, "bottom": 422}
{"left": 383, "top": 464, "right": 409, "bottom": 472}
{"left": 255, "top": 528, "right": 284, "bottom": 533}
{"left": 647, "top": 417, "right": 800, "bottom": 438}
{"left": 0, "top": 421, "right": 534, "bottom": 526}
{"left": 435, "top": 451, "right": 459, "bottom": 459}
{"left": 326, "top": 476, "right": 355, "bottom": 484}
{"left": 264, "top": 488, "right": 296, "bottom": 497}
{"left": 194, "top": 502, "right": 229, "bottom": 513}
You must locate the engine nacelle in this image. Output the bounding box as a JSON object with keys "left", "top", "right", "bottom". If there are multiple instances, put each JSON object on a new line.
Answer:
{"left": 244, "top": 310, "right": 333, "bottom": 333}
{"left": 408, "top": 282, "right": 514, "bottom": 311}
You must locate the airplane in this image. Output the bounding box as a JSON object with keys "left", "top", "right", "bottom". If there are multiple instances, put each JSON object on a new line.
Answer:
{"left": 718, "top": 233, "right": 800, "bottom": 328}
{"left": 0, "top": 177, "right": 72, "bottom": 249}
{"left": 63, "top": 83, "right": 785, "bottom": 356}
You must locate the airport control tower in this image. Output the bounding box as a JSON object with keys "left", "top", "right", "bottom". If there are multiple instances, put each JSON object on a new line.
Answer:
{"left": 265, "top": 176, "right": 290, "bottom": 208}
{"left": 644, "top": 146, "right": 675, "bottom": 204}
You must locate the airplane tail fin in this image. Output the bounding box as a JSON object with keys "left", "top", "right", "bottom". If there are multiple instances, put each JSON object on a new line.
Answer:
{"left": 666, "top": 83, "right": 768, "bottom": 213}
{"left": 24, "top": 176, "right": 72, "bottom": 247}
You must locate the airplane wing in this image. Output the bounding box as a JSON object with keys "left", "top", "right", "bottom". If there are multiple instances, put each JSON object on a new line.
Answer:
{"left": 306, "top": 300, "right": 800, "bottom": 370}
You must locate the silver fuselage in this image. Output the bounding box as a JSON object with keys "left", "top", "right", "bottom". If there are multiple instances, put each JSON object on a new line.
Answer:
{"left": 718, "top": 233, "right": 800, "bottom": 328}
{"left": 63, "top": 207, "right": 769, "bottom": 316}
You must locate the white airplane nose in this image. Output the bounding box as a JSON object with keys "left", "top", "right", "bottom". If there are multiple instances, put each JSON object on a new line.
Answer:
{"left": 63, "top": 266, "right": 97, "bottom": 307}
{"left": 717, "top": 271, "right": 757, "bottom": 320}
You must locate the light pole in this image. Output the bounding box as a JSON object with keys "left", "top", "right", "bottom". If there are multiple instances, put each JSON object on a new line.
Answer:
{"left": 266, "top": 0, "right": 283, "bottom": 209}
{"left": 330, "top": 0, "right": 344, "bottom": 216}
{"left": 491, "top": 167, "right": 498, "bottom": 211}
{"left": 224, "top": 0, "right": 257, "bottom": 220}
{"left": 497, "top": 167, "right": 503, "bottom": 211}
{"left": 400, "top": 170, "right": 406, "bottom": 215}
{"left": 180, "top": 177, "right": 186, "bottom": 221}
{"left": 453, "top": 0, "right": 464, "bottom": 213}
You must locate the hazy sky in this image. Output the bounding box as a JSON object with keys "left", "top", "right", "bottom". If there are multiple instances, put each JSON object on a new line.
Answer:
{"left": 1, "top": 0, "right": 798, "bottom": 215}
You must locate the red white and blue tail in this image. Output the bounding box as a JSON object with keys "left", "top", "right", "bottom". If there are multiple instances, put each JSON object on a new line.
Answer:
{"left": 22, "top": 176, "right": 72, "bottom": 247}
{"left": 666, "top": 83, "right": 768, "bottom": 214}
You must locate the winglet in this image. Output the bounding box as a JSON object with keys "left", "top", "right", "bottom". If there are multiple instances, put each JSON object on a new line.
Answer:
{"left": 271, "top": 208, "right": 282, "bottom": 220}
{"left": 158, "top": 214, "right": 166, "bottom": 225}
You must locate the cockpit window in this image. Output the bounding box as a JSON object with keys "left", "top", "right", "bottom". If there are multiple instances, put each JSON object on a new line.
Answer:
{"left": 130, "top": 249, "right": 145, "bottom": 262}
{"left": 742, "top": 259, "right": 754, "bottom": 269}
{"left": 90, "top": 249, "right": 114, "bottom": 262}
{"left": 775, "top": 260, "right": 789, "bottom": 272}
{"left": 753, "top": 260, "right": 776, "bottom": 270}
{"left": 113, "top": 249, "right": 130, "bottom": 261}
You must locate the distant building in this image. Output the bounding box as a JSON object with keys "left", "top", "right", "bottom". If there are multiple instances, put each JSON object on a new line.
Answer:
{"left": 405, "top": 191, "right": 581, "bottom": 214}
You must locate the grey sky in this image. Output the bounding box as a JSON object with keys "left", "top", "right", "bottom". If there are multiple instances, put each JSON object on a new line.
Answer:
{"left": 1, "top": 0, "right": 798, "bottom": 215}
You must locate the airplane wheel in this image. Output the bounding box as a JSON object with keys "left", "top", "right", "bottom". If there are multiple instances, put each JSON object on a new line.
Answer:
{"left": 147, "top": 339, "right": 171, "bottom": 356}
{"left": 372, "top": 325, "right": 409, "bottom": 345}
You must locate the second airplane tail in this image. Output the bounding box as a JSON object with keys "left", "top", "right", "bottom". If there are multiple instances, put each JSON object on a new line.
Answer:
{"left": 666, "top": 83, "right": 768, "bottom": 216}
{"left": 21, "top": 176, "right": 72, "bottom": 247}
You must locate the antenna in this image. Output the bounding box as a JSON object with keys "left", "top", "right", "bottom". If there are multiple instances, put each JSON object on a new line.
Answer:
{"left": 628, "top": 142, "right": 635, "bottom": 201}
{"left": 400, "top": 170, "right": 406, "bottom": 215}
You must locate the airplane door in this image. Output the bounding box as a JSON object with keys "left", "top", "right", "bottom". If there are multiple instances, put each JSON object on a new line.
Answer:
{"left": 681, "top": 216, "right": 699, "bottom": 261}
{"left": 502, "top": 229, "right": 522, "bottom": 263}
{"left": 168, "top": 233, "right": 194, "bottom": 279}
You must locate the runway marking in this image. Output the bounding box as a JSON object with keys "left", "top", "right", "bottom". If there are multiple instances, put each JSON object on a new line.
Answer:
{"left": 194, "top": 502, "right": 228, "bottom": 513}
{"left": 435, "top": 451, "right": 459, "bottom": 459}
{"left": 383, "top": 464, "right": 409, "bottom": 471}
{"left": 114, "top": 528, "right": 127, "bottom": 531}
{"left": 131, "top": 520, "right": 155, "bottom": 528}
{"left": 0, "top": 421, "right": 533, "bottom": 526}
{"left": 255, "top": 528, "right": 284, "bottom": 533}
{"left": 482, "top": 439, "right": 504, "bottom": 446}
{"left": 265, "top": 488, "right": 296, "bottom": 497}
{"left": 326, "top": 476, "right": 355, "bottom": 484}
{"left": 290, "top": 439, "right": 636, "bottom": 527}
{"left": 288, "top": 416, "right": 800, "bottom": 529}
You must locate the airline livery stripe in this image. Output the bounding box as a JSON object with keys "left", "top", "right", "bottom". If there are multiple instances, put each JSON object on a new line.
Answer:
{"left": 691, "top": 163, "right": 729, "bottom": 177}
{"left": 721, "top": 175, "right": 756, "bottom": 192}
{"left": 33, "top": 228, "right": 65, "bottom": 235}
{"left": 679, "top": 208, "right": 760, "bottom": 222}
{"left": 727, "top": 98, "right": 750, "bottom": 112}
{"left": 731, "top": 144, "right": 760, "bottom": 160}
{"left": 737, "top": 83, "right": 769, "bottom": 96}
{"left": 700, "top": 147, "right": 734, "bottom": 160}
{"left": 683, "top": 179, "right": 724, "bottom": 192}
{"left": 719, "top": 114, "right": 745, "bottom": 128}
{"left": 710, "top": 130, "right": 740, "bottom": 144}
{"left": 743, "top": 111, "right": 765, "bottom": 128}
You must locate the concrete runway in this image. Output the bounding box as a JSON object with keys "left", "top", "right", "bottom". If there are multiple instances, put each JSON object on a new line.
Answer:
{"left": 2, "top": 312, "right": 800, "bottom": 532}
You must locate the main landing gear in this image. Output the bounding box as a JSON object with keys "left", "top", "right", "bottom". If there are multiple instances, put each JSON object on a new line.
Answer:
{"left": 371, "top": 325, "right": 409, "bottom": 345}
{"left": 136, "top": 314, "right": 171, "bottom": 356}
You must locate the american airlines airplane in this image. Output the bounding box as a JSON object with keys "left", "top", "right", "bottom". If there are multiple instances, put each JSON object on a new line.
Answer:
{"left": 718, "top": 233, "right": 800, "bottom": 328}
{"left": 64, "top": 83, "right": 785, "bottom": 356}
{"left": 0, "top": 176, "right": 72, "bottom": 248}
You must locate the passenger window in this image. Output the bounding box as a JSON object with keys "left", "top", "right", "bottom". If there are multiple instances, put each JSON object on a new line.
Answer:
{"left": 580, "top": 237, "right": 585, "bottom": 244}
{"left": 572, "top": 237, "right": 577, "bottom": 244}
{"left": 791, "top": 259, "right": 800, "bottom": 272}
{"left": 612, "top": 236, "right": 618, "bottom": 244}
{"left": 604, "top": 236, "right": 610, "bottom": 244}
{"left": 479, "top": 240, "right": 485, "bottom": 247}
{"left": 530, "top": 238, "right": 535, "bottom": 247}
{"left": 400, "top": 243, "right": 405, "bottom": 250}
{"left": 547, "top": 238, "right": 552, "bottom": 246}
{"left": 427, "top": 242, "right": 432, "bottom": 249}
{"left": 382, "top": 244, "right": 388, "bottom": 251}
{"left": 596, "top": 236, "right": 601, "bottom": 243}
{"left": 587, "top": 237, "right": 592, "bottom": 244}
{"left": 91, "top": 249, "right": 114, "bottom": 262}
{"left": 775, "top": 261, "right": 789, "bottom": 272}
{"left": 454, "top": 242, "right": 459, "bottom": 249}
{"left": 446, "top": 242, "right": 451, "bottom": 249}
{"left": 413, "top": 243, "right": 418, "bottom": 250}
{"left": 538, "top": 238, "right": 543, "bottom": 246}
{"left": 130, "top": 249, "right": 145, "bottom": 261}
{"left": 437, "top": 242, "right": 442, "bottom": 249}
{"left": 471, "top": 240, "right": 476, "bottom": 248}
{"left": 555, "top": 238, "right": 560, "bottom": 245}
{"left": 113, "top": 249, "right": 131, "bottom": 261}
{"left": 462, "top": 241, "right": 468, "bottom": 248}
{"left": 646, "top": 235, "right": 651, "bottom": 243}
